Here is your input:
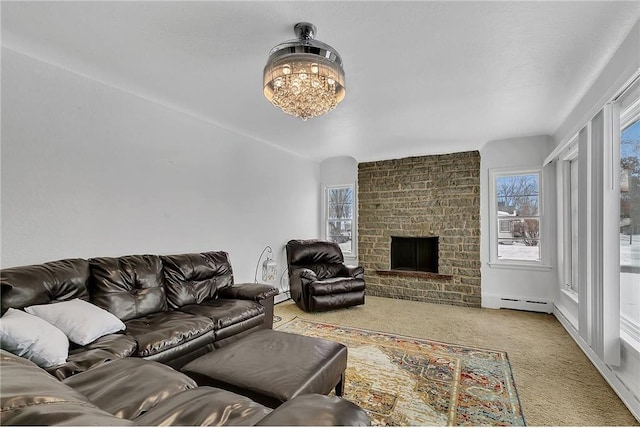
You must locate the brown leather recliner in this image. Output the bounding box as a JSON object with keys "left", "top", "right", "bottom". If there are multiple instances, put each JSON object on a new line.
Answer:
{"left": 286, "top": 239, "right": 365, "bottom": 312}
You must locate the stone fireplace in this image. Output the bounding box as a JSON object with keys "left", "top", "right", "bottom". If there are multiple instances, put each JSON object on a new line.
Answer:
{"left": 358, "top": 151, "right": 481, "bottom": 307}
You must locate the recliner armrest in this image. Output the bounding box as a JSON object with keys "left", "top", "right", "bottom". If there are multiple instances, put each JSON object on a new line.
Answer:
{"left": 290, "top": 267, "right": 318, "bottom": 283}
{"left": 340, "top": 265, "right": 365, "bottom": 279}
{"left": 219, "top": 283, "right": 279, "bottom": 302}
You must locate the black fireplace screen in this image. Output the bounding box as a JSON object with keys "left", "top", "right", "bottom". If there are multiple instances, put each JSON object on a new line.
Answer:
{"left": 390, "top": 236, "right": 438, "bottom": 273}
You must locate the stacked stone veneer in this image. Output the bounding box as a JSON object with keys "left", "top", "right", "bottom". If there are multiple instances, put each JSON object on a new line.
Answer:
{"left": 358, "top": 151, "right": 481, "bottom": 307}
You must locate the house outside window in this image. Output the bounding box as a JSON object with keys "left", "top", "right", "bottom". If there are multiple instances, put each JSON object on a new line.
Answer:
{"left": 326, "top": 185, "right": 354, "bottom": 254}
{"left": 489, "top": 168, "right": 547, "bottom": 268}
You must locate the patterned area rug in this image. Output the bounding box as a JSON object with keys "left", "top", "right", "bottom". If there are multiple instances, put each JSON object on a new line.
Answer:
{"left": 277, "top": 318, "right": 525, "bottom": 426}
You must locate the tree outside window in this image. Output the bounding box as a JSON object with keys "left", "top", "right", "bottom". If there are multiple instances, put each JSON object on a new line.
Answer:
{"left": 326, "top": 186, "right": 353, "bottom": 254}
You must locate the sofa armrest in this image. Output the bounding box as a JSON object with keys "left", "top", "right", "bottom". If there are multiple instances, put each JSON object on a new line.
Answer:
{"left": 256, "top": 394, "right": 370, "bottom": 426}
{"left": 219, "top": 283, "right": 279, "bottom": 302}
{"left": 135, "top": 387, "right": 271, "bottom": 426}
{"left": 340, "top": 265, "right": 365, "bottom": 279}
{"left": 48, "top": 333, "right": 138, "bottom": 380}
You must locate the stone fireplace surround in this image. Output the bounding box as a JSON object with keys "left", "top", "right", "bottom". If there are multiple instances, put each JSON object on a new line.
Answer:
{"left": 358, "top": 151, "right": 481, "bottom": 307}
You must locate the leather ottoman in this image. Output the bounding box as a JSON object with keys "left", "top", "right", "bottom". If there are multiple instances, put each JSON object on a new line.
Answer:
{"left": 181, "top": 329, "right": 347, "bottom": 408}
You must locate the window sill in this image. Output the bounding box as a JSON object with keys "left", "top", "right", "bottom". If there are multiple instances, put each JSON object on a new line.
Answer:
{"left": 343, "top": 254, "right": 358, "bottom": 264}
{"left": 621, "top": 314, "right": 640, "bottom": 357}
{"left": 487, "top": 262, "right": 552, "bottom": 272}
{"left": 621, "top": 331, "right": 640, "bottom": 359}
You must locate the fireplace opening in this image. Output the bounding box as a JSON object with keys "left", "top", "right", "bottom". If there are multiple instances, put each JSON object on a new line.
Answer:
{"left": 390, "top": 236, "right": 438, "bottom": 273}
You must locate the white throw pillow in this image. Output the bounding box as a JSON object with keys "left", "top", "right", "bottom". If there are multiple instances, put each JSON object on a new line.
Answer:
{"left": 0, "top": 308, "right": 69, "bottom": 367}
{"left": 25, "top": 299, "right": 126, "bottom": 346}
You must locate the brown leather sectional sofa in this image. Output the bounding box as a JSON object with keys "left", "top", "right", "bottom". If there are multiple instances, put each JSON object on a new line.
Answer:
{"left": 1, "top": 251, "right": 278, "bottom": 375}
{"left": 1, "top": 350, "right": 369, "bottom": 425}
{"left": 0, "top": 251, "right": 370, "bottom": 425}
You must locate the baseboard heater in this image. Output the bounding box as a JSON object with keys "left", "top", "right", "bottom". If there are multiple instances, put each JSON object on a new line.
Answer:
{"left": 499, "top": 297, "right": 553, "bottom": 313}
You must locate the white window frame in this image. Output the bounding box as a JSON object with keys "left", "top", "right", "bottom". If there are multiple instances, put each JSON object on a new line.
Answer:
{"left": 560, "top": 138, "right": 580, "bottom": 297}
{"left": 324, "top": 184, "right": 355, "bottom": 256}
{"left": 488, "top": 167, "right": 550, "bottom": 270}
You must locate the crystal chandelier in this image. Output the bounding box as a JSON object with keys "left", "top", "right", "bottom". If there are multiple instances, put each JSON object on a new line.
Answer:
{"left": 263, "top": 23, "right": 346, "bottom": 121}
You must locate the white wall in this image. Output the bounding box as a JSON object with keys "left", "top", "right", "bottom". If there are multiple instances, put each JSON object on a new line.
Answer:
{"left": 319, "top": 156, "right": 359, "bottom": 264}
{"left": 549, "top": 20, "right": 640, "bottom": 420}
{"left": 480, "top": 135, "right": 557, "bottom": 312}
{"left": 0, "top": 48, "right": 320, "bottom": 286}
{"left": 554, "top": 21, "right": 640, "bottom": 147}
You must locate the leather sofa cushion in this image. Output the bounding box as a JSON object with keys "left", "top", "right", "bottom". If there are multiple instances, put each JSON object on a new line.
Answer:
{"left": 48, "top": 333, "right": 138, "bottom": 380}
{"left": 161, "top": 251, "right": 234, "bottom": 309}
{"left": 308, "top": 277, "right": 366, "bottom": 296}
{"left": 218, "top": 283, "right": 279, "bottom": 302}
{"left": 180, "top": 299, "right": 264, "bottom": 329}
{"left": 1, "top": 258, "right": 90, "bottom": 315}
{"left": 63, "top": 358, "right": 197, "bottom": 420}
{"left": 256, "top": 394, "right": 370, "bottom": 426}
{"left": 135, "top": 386, "right": 271, "bottom": 426}
{"left": 88, "top": 255, "right": 167, "bottom": 321}
{"left": 124, "top": 311, "right": 214, "bottom": 358}
{"left": 0, "top": 350, "right": 130, "bottom": 426}
{"left": 1, "top": 401, "right": 132, "bottom": 426}
{"left": 214, "top": 323, "right": 264, "bottom": 348}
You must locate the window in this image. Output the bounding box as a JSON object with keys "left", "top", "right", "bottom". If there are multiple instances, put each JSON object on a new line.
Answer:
{"left": 617, "top": 79, "right": 640, "bottom": 348}
{"left": 499, "top": 220, "right": 511, "bottom": 233}
{"left": 559, "top": 139, "right": 580, "bottom": 295}
{"left": 326, "top": 186, "right": 354, "bottom": 254}
{"left": 489, "top": 169, "right": 547, "bottom": 268}
{"left": 569, "top": 156, "right": 580, "bottom": 293}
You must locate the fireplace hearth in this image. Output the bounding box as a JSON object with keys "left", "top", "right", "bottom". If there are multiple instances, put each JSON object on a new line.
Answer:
{"left": 390, "top": 236, "right": 438, "bottom": 273}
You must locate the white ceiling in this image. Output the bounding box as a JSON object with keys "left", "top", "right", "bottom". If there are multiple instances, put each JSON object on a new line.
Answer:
{"left": 2, "top": 1, "right": 639, "bottom": 162}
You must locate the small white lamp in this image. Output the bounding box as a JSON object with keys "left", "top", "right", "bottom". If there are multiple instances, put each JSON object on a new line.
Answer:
{"left": 254, "top": 246, "right": 278, "bottom": 283}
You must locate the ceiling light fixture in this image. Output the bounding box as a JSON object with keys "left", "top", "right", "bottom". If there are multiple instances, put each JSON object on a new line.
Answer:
{"left": 263, "top": 22, "right": 346, "bottom": 121}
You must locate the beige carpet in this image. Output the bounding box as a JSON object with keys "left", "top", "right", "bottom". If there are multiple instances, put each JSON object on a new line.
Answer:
{"left": 274, "top": 296, "right": 639, "bottom": 426}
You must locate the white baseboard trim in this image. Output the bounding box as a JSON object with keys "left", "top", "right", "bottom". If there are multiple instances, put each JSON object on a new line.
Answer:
{"left": 554, "top": 306, "right": 640, "bottom": 422}
{"left": 482, "top": 294, "right": 553, "bottom": 313}
{"left": 554, "top": 302, "right": 578, "bottom": 330}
